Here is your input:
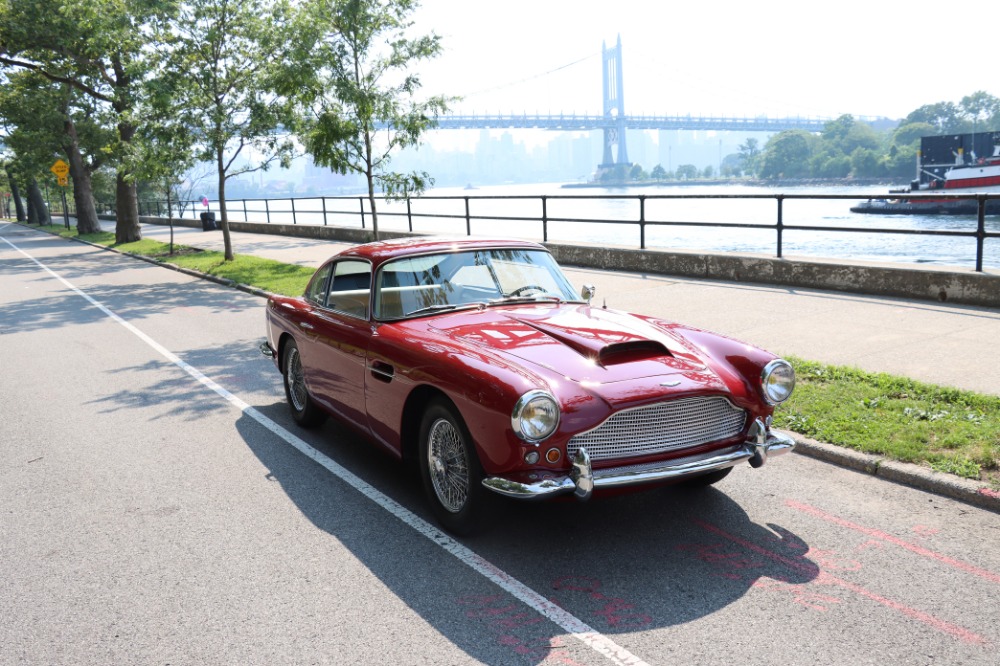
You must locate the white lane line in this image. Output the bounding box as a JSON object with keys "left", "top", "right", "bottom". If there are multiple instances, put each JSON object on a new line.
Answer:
{"left": 3, "top": 235, "right": 651, "bottom": 666}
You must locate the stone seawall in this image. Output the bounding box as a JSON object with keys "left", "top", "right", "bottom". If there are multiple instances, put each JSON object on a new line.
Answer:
{"left": 115, "top": 214, "right": 1000, "bottom": 308}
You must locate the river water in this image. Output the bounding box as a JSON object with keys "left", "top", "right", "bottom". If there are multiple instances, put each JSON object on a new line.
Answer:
{"left": 212, "top": 183, "right": 1000, "bottom": 270}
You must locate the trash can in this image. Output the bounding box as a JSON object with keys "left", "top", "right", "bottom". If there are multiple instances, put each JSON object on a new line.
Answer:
{"left": 200, "top": 211, "right": 217, "bottom": 231}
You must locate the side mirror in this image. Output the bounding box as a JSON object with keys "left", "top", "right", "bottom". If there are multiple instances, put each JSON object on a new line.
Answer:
{"left": 581, "top": 284, "right": 596, "bottom": 305}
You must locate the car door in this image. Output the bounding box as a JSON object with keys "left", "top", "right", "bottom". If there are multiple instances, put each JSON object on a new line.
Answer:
{"left": 306, "top": 259, "right": 373, "bottom": 432}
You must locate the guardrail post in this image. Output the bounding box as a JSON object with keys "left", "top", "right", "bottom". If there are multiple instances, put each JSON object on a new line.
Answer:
{"left": 156, "top": 201, "right": 161, "bottom": 217}
{"left": 464, "top": 196, "right": 471, "bottom": 236}
{"left": 291, "top": 197, "right": 297, "bottom": 224}
{"left": 776, "top": 195, "right": 784, "bottom": 258}
{"left": 976, "top": 195, "right": 986, "bottom": 272}
{"left": 322, "top": 197, "right": 328, "bottom": 226}
{"left": 406, "top": 197, "right": 413, "bottom": 232}
{"left": 243, "top": 199, "right": 248, "bottom": 222}
{"left": 639, "top": 195, "right": 646, "bottom": 250}
{"left": 265, "top": 199, "right": 271, "bottom": 224}
{"left": 541, "top": 196, "right": 548, "bottom": 242}
{"left": 359, "top": 197, "right": 366, "bottom": 229}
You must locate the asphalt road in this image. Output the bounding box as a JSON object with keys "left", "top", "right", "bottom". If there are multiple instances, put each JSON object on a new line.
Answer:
{"left": 3, "top": 223, "right": 999, "bottom": 665}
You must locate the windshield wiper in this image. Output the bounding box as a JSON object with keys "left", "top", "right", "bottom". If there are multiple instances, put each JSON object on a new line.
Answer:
{"left": 489, "top": 294, "right": 563, "bottom": 305}
{"left": 405, "top": 303, "right": 480, "bottom": 317}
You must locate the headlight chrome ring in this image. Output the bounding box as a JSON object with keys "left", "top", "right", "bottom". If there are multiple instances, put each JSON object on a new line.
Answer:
{"left": 511, "top": 390, "right": 561, "bottom": 443}
{"left": 761, "top": 359, "right": 795, "bottom": 405}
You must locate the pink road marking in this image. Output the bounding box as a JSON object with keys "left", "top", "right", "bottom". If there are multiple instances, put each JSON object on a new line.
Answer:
{"left": 786, "top": 499, "right": 1000, "bottom": 585}
{"left": 693, "top": 519, "right": 989, "bottom": 646}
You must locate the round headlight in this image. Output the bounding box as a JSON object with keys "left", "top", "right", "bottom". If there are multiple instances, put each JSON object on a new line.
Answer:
{"left": 761, "top": 359, "right": 795, "bottom": 405}
{"left": 512, "top": 390, "right": 560, "bottom": 442}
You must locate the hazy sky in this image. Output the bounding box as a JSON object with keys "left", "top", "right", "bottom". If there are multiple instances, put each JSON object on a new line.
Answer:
{"left": 410, "top": 0, "right": 997, "bottom": 122}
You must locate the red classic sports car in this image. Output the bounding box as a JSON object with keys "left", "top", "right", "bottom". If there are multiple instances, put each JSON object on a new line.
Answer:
{"left": 262, "top": 237, "right": 796, "bottom": 534}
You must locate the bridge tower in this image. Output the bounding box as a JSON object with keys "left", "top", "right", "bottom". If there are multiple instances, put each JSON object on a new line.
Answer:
{"left": 600, "top": 35, "right": 630, "bottom": 168}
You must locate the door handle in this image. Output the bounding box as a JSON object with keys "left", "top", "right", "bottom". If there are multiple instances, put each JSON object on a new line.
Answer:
{"left": 299, "top": 322, "right": 315, "bottom": 330}
{"left": 369, "top": 361, "right": 394, "bottom": 382}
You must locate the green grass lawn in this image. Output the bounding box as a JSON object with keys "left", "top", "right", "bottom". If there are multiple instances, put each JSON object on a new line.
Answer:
{"left": 40, "top": 225, "right": 314, "bottom": 296}
{"left": 774, "top": 357, "right": 1000, "bottom": 483}
{"left": 29, "top": 222, "right": 1000, "bottom": 485}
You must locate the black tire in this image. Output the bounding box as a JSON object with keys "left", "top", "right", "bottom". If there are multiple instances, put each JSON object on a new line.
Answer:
{"left": 418, "top": 398, "right": 487, "bottom": 535}
{"left": 282, "top": 339, "right": 326, "bottom": 428}
{"left": 682, "top": 466, "right": 733, "bottom": 487}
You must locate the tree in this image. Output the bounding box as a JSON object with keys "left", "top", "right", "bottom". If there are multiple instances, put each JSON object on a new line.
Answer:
{"left": 0, "top": 70, "right": 109, "bottom": 233}
{"left": 738, "top": 138, "right": 761, "bottom": 176}
{"left": 296, "top": 0, "right": 451, "bottom": 240}
{"left": 959, "top": 91, "right": 1000, "bottom": 132}
{"left": 902, "top": 102, "right": 962, "bottom": 134}
{"left": 721, "top": 153, "right": 743, "bottom": 177}
{"left": 4, "top": 164, "right": 26, "bottom": 221}
{"left": 629, "top": 163, "right": 646, "bottom": 181}
{"left": 675, "top": 164, "right": 698, "bottom": 180}
{"left": 650, "top": 164, "right": 667, "bottom": 181}
{"left": 758, "top": 130, "right": 816, "bottom": 179}
{"left": 168, "top": 0, "right": 297, "bottom": 261}
{"left": 0, "top": 0, "right": 178, "bottom": 243}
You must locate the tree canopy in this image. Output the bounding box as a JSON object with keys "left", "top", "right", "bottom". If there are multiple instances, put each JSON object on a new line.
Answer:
{"left": 294, "top": 0, "right": 451, "bottom": 240}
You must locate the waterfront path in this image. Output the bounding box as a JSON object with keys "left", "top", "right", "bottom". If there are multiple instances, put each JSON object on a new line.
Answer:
{"left": 103, "top": 219, "right": 1000, "bottom": 397}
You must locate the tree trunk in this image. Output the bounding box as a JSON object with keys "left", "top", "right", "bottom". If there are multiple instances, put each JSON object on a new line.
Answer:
{"left": 63, "top": 117, "right": 101, "bottom": 234}
{"left": 365, "top": 168, "right": 379, "bottom": 241}
{"left": 114, "top": 172, "right": 141, "bottom": 243}
{"left": 165, "top": 180, "right": 175, "bottom": 255}
{"left": 7, "top": 169, "right": 26, "bottom": 221}
{"left": 27, "top": 179, "right": 50, "bottom": 225}
{"left": 114, "top": 119, "right": 141, "bottom": 243}
{"left": 217, "top": 146, "right": 233, "bottom": 261}
{"left": 364, "top": 133, "right": 379, "bottom": 241}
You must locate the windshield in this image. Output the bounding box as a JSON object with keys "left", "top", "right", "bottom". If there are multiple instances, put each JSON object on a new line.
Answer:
{"left": 374, "top": 249, "right": 579, "bottom": 320}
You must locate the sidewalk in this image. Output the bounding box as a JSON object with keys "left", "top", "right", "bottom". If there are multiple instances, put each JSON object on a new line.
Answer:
{"left": 108, "top": 219, "right": 1000, "bottom": 398}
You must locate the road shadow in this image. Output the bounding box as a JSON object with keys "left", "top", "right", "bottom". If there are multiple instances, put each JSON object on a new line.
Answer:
{"left": 87, "top": 337, "right": 278, "bottom": 423}
{"left": 234, "top": 406, "right": 821, "bottom": 665}
{"left": 0, "top": 274, "right": 260, "bottom": 336}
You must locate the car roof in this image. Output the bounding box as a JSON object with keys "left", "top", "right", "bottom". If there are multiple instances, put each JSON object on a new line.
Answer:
{"left": 333, "top": 236, "right": 549, "bottom": 267}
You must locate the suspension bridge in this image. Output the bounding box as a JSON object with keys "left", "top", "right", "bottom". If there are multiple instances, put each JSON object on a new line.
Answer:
{"left": 432, "top": 37, "right": 856, "bottom": 167}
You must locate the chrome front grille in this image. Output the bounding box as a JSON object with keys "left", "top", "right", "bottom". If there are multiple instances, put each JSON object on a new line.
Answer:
{"left": 567, "top": 396, "right": 747, "bottom": 462}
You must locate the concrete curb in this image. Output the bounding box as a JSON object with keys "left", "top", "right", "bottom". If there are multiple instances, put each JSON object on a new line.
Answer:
{"left": 790, "top": 433, "right": 1000, "bottom": 514}
{"left": 18, "top": 223, "right": 1000, "bottom": 515}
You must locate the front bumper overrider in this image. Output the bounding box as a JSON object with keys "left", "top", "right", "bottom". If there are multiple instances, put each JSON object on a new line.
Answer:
{"left": 481, "top": 418, "right": 794, "bottom": 501}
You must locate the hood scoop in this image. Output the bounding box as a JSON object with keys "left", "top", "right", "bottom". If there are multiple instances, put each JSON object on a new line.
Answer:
{"left": 518, "top": 318, "right": 673, "bottom": 366}
{"left": 598, "top": 340, "right": 672, "bottom": 366}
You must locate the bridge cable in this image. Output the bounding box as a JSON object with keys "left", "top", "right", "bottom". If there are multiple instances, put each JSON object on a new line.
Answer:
{"left": 459, "top": 51, "right": 600, "bottom": 100}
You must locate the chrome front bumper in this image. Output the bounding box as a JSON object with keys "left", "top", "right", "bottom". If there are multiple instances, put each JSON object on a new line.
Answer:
{"left": 482, "top": 419, "right": 795, "bottom": 501}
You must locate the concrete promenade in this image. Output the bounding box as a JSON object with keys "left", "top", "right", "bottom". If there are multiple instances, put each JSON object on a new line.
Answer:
{"left": 100, "top": 218, "right": 1000, "bottom": 398}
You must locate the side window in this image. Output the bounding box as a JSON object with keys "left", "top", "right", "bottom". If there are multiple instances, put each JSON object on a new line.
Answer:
{"left": 327, "top": 260, "right": 372, "bottom": 319}
{"left": 305, "top": 263, "right": 333, "bottom": 306}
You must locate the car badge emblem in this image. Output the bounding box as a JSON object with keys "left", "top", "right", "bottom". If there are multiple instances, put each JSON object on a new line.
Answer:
{"left": 660, "top": 380, "right": 681, "bottom": 387}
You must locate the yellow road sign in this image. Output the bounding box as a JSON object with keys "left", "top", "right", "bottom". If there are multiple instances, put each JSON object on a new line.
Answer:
{"left": 51, "top": 159, "right": 69, "bottom": 178}
{"left": 57, "top": 175, "right": 69, "bottom": 187}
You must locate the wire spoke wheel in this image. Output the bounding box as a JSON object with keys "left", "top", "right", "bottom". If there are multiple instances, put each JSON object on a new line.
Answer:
{"left": 427, "top": 417, "right": 470, "bottom": 513}
{"left": 286, "top": 346, "right": 308, "bottom": 412}
{"left": 419, "top": 399, "right": 486, "bottom": 534}
{"left": 282, "top": 339, "right": 325, "bottom": 428}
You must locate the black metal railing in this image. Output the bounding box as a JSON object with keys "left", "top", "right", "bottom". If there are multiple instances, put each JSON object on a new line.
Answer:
{"left": 95, "top": 191, "right": 999, "bottom": 272}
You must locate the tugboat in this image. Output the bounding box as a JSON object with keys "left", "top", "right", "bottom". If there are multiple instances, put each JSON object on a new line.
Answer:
{"left": 853, "top": 131, "right": 1000, "bottom": 214}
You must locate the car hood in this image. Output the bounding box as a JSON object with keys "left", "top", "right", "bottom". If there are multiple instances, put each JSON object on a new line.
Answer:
{"left": 427, "top": 303, "right": 725, "bottom": 388}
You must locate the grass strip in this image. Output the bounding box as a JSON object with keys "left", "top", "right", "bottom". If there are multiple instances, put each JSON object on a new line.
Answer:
{"left": 32, "top": 223, "right": 1000, "bottom": 485}
{"left": 774, "top": 356, "right": 1000, "bottom": 483}
{"left": 40, "top": 224, "right": 314, "bottom": 296}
